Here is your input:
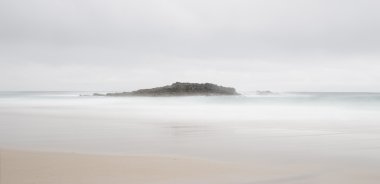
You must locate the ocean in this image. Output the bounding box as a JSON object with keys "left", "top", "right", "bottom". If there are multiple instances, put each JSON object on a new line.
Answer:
{"left": 1, "top": 91, "right": 380, "bottom": 169}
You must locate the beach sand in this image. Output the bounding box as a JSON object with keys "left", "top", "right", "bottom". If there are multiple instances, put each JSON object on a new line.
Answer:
{"left": 1, "top": 149, "right": 380, "bottom": 184}
{"left": 0, "top": 150, "right": 260, "bottom": 184}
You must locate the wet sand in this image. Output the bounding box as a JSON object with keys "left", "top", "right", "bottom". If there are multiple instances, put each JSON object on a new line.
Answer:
{"left": 1, "top": 149, "right": 380, "bottom": 184}
{"left": 0, "top": 150, "right": 254, "bottom": 184}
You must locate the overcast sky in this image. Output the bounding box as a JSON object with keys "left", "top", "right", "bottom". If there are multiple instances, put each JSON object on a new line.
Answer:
{"left": 0, "top": 0, "right": 379, "bottom": 91}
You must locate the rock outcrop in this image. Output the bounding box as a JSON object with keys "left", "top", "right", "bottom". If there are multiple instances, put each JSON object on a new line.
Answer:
{"left": 97, "top": 82, "right": 240, "bottom": 96}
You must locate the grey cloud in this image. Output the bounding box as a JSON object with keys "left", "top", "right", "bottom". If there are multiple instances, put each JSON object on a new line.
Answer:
{"left": 0, "top": 0, "right": 379, "bottom": 91}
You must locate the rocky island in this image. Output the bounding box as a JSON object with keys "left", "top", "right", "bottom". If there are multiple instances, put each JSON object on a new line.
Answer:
{"left": 95, "top": 82, "right": 240, "bottom": 97}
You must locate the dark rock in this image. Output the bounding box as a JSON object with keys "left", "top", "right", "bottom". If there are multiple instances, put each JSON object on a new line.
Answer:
{"left": 99, "top": 82, "right": 240, "bottom": 97}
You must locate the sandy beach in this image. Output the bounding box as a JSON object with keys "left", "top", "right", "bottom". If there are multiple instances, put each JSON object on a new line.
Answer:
{"left": 2, "top": 149, "right": 380, "bottom": 184}
{"left": 0, "top": 150, "right": 257, "bottom": 184}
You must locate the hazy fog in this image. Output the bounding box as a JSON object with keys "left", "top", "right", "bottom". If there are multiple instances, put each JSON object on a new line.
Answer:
{"left": 0, "top": 0, "right": 379, "bottom": 91}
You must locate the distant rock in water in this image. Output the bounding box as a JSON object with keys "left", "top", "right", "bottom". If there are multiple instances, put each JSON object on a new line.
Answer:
{"left": 97, "top": 82, "right": 240, "bottom": 97}
{"left": 255, "top": 90, "right": 275, "bottom": 95}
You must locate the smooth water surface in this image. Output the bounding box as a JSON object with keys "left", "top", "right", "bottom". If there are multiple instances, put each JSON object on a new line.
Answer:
{"left": 1, "top": 91, "right": 380, "bottom": 170}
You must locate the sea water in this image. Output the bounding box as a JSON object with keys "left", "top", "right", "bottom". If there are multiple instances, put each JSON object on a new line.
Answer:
{"left": 1, "top": 91, "right": 380, "bottom": 169}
